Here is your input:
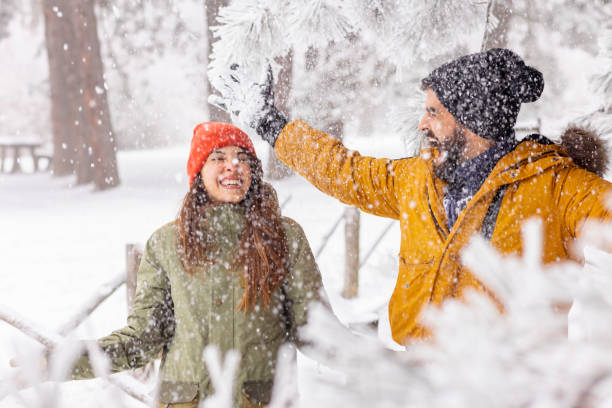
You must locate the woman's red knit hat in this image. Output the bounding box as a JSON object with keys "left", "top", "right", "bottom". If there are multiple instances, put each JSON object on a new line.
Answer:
{"left": 187, "top": 122, "right": 257, "bottom": 186}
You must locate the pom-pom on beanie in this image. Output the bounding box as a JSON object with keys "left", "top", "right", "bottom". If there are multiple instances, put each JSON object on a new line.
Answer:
{"left": 422, "top": 48, "right": 544, "bottom": 141}
{"left": 187, "top": 122, "right": 256, "bottom": 186}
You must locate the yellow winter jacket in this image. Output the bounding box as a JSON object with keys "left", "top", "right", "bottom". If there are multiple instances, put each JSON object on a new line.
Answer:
{"left": 275, "top": 120, "right": 612, "bottom": 345}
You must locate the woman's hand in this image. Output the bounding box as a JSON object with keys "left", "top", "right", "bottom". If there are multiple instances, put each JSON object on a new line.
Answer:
{"left": 6, "top": 351, "right": 49, "bottom": 389}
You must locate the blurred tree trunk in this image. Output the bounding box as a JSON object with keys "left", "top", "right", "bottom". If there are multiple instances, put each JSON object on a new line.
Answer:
{"left": 520, "top": 0, "right": 536, "bottom": 61}
{"left": 343, "top": 206, "right": 360, "bottom": 299}
{"left": 42, "top": 0, "right": 80, "bottom": 176}
{"left": 43, "top": 0, "right": 119, "bottom": 189}
{"left": 481, "top": 0, "right": 513, "bottom": 50}
{"left": 303, "top": 44, "right": 359, "bottom": 297}
{"left": 205, "top": 0, "right": 230, "bottom": 122}
{"left": 267, "top": 50, "right": 294, "bottom": 179}
{"left": 71, "top": 0, "right": 119, "bottom": 189}
{"left": 0, "top": 0, "right": 15, "bottom": 40}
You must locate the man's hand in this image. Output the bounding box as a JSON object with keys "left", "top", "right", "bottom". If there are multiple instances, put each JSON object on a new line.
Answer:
{"left": 209, "top": 64, "right": 287, "bottom": 147}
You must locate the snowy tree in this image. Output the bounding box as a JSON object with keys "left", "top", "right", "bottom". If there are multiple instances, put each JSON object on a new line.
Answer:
{"left": 206, "top": 0, "right": 232, "bottom": 123}
{"left": 575, "top": 27, "right": 612, "bottom": 144}
{"left": 208, "top": 0, "right": 486, "bottom": 144}
{"left": 481, "top": 0, "right": 513, "bottom": 50}
{"left": 296, "top": 221, "right": 612, "bottom": 407}
{"left": 3, "top": 1, "right": 209, "bottom": 157}
{"left": 42, "top": 0, "right": 120, "bottom": 189}
{"left": 96, "top": 0, "right": 207, "bottom": 149}
{"left": 0, "top": 0, "right": 16, "bottom": 40}
{"left": 480, "top": 0, "right": 611, "bottom": 130}
{"left": 208, "top": 0, "right": 611, "bottom": 151}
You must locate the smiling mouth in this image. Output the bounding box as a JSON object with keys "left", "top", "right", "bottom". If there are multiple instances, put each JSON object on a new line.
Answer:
{"left": 219, "top": 178, "right": 243, "bottom": 188}
{"left": 421, "top": 137, "right": 440, "bottom": 150}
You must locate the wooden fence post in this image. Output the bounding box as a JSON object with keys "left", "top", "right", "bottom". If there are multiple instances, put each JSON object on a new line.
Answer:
{"left": 125, "top": 244, "right": 142, "bottom": 313}
{"left": 343, "top": 207, "right": 360, "bottom": 299}
{"left": 126, "top": 243, "right": 158, "bottom": 381}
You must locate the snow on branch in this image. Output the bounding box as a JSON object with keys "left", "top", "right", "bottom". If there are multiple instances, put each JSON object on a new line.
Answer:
{"left": 57, "top": 272, "right": 126, "bottom": 335}
{"left": 201, "top": 345, "right": 240, "bottom": 408}
{"left": 298, "top": 303, "right": 426, "bottom": 406}
{"left": 268, "top": 344, "right": 298, "bottom": 408}
{"left": 283, "top": 0, "right": 357, "bottom": 48}
{"left": 208, "top": 0, "right": 488, "bottom": 155}
{"left": 379, "top": 0, "right": 485, "bottom": 68}
{"left": 0, "top": 304, "right": 154, "bottom": 406}
{"left": 299, "top": 220, "right": 612, "bottom": 407}
{"left": 210, "top": 0, "right": 289, "bottom": 75}
{"left": 209, "top": 0, "right": 487, "bottom": 81}
{"left": 0, "top": 305, "right": 63, "bottom": 349}
{"left": 208, "top": 0, "right": 362, "bottom": 81}
{"left": 419, "top": 220, "right": 612, "bottom": 406}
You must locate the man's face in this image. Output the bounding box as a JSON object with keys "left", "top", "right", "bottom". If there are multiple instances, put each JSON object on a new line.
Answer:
{"left": 418, "top": 89, "right": 466, "bottom": 181}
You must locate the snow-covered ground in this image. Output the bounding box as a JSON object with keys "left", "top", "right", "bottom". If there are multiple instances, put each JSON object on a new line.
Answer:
{"left": 0, "top": 135, "right": 406, "bottom": 407}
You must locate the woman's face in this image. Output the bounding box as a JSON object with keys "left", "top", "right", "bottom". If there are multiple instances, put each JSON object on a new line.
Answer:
{"left": 200, "top": 146, "right": 253, "bottom": 203}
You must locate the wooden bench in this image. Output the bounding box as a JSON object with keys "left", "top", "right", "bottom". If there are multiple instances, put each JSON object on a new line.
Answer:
{"left": 0, "top": 137, "right": 51, "bottom": 173}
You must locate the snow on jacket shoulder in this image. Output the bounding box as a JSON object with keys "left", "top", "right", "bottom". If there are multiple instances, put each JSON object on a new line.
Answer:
{"left": 71, "top": 203, "right": 323, "bottom": 407}
{"left": 275, "top": 119, "right": 612, "bottom": 345}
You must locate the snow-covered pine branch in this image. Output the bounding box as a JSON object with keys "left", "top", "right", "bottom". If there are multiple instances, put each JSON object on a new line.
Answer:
{"left": 209, "top": 0, "right": 290, "bottom": 79}
{"left": 0, "top": 304, "right": 154, "bottom": 407}
{"left": 283, "top": 0, "right": 357, "bottom": 48}
{"left": 57, "top": 272, "right": 126, "bottom": 335}
{"left": 210, "top": 0, "right": 487, "bottom": 75}
{"left": 378, "top": 0, "right": 485, "bottom": 69}
{"left": 0, "top": 305, "right": 63, "bottom": 349}
{"left": 208, "top": 0, "right": 362, "bottom": 83}
{"left": 387, "top": 88, "right": 427, "bottom": 156}
{"left": 208, "top": 0, "right": 488, "bottom": 151}
{"left": 298, "top": 220, "right": 612, "bottom": 407}
{"left": 298, "top": 303, "right": 424, "bottom": 407}
{"left": 268, "top": 344, "right": 298, "bottom": 408}
{"left": 200, "top": 345, "right": 240, "bottom": 408}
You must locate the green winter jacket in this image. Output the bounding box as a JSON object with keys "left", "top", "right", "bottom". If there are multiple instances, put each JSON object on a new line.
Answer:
{"left": 71, "top": 203, "right": 324, "bottom": 407}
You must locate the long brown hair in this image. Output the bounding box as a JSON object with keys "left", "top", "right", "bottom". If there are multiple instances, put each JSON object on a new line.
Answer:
{"left": 176, "top": 152, "right": 288, "bottom": 311}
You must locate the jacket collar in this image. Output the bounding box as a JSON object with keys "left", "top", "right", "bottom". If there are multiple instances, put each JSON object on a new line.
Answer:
{"left": 459, "top": 138, "right": 574, "bottom": 219}
{"left": 199, "top": 203, "right": 246, "bottom": 248}
{"left": 445, "top": 137, "right": 518, "bottom": 199}
{"left": 484, "top": 139, "right": 572, "bottom": 187}
{"left": 423, "top": 138, "right": 573, "bottom": 193}
{"left": 421, "top": 137, "right": 574, "bottom": 238}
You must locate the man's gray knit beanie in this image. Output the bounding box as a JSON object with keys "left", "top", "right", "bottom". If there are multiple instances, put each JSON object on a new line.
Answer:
{"left": 422, "top": 48, "right": 544, "bottom": 141}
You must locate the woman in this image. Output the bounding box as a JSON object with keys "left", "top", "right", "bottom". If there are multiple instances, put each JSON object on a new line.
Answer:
{"left": 70, "top": 122, "right": 325, "bottom": 407}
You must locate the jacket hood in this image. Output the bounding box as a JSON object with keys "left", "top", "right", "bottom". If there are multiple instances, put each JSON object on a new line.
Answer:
{"left": 490, "top": 126, "right": 610, "bottom": 184}
{"left": 481, "top": 138, "right": 572, "bottom": 193}
{"left": 484, "top": 126, "right": 609, "bottom": 190}
{"left": 559, "top": 126, "right": 609, "bottom": 177}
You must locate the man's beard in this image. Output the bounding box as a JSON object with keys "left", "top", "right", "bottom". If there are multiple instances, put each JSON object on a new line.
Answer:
{"left": 421, "top": 128, "right": 466, "bottom": 182}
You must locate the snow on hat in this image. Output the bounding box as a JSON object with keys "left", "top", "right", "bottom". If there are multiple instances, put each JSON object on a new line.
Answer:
{"left": 187, "top": 122, "right": 257, "bottom": 186}
{"left": 422, "top": 48, "right": 544, "bottom": 141}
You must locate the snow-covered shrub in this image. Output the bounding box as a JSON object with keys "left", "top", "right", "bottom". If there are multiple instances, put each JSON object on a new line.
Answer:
{"left": 297, "top": 219, "right": 612, "bottom": 407}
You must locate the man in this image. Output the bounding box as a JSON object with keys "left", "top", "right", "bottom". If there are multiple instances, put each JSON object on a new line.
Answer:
{"left": 211, "top": 48, "right": 612, "bottom": 345}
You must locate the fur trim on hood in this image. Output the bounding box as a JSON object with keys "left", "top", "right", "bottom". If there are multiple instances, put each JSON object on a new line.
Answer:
{"left": 559, "top": 126, "right": 609, "bottom": 177}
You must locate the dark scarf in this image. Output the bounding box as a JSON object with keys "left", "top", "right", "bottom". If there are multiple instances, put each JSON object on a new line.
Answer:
{"left": 443, "top": 135, "right": 517, "bottom": 229}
